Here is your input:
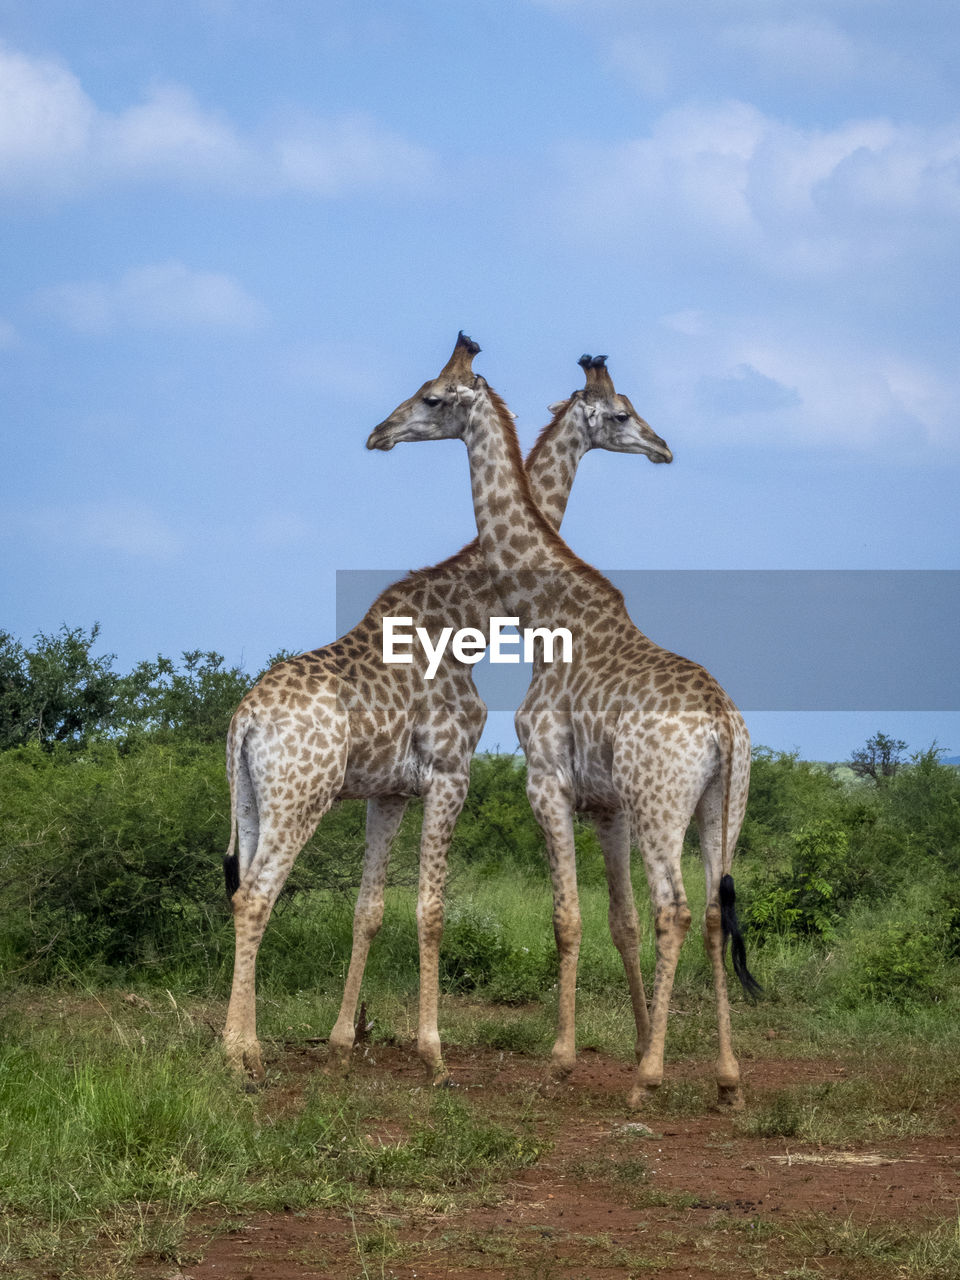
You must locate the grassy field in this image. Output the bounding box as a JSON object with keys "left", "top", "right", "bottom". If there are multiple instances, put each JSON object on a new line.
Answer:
{"left": 3, "top": 862, "right": 960, "bottom": 1279}
{"left": 3, "top": 648, "right": 959, "bottom": 1274}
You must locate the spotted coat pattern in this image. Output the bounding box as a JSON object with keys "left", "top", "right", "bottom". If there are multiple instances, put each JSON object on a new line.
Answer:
{"left": 368, "top": 335, "right": 752, "bottom": 1110}
{"left": 222, "top": 353, "right": 667, "bottom": 1082}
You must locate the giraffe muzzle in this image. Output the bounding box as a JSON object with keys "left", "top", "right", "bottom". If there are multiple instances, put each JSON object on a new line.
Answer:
{"left": 366, "top": 423, "right": 398, "bottom": 451}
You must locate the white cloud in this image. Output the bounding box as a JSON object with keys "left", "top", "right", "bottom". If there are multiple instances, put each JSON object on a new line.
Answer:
{"left": 650, "top": 315, "right": 959, "bottom": 450}
{"left": 27, "top": 503, "right": 182, "bottom": 558}
{"left": 0, "top": 45, "right": 95, "bottom": 195}
{"left": 276, "top": 115, "right": 435, "bottom": 196}
{"left": 38, "top": 261, "right": 266, "bottom": 334}
{"left": 660, "top": 309, "right": 709, "bottom": 337}
{"left": 0, "top": 42, "right": 435, "bottom": 200}
{"left": 554, "top": 101, "right": 960, "bottom": 275}
{"left": 102, "top": 83, "right": 251, "bottom": 186}
{"left": 720, "top": 16, "right": 863, "bottom": 81}
{"left": 696, "top": 364, "right": 802, "bottom": 414}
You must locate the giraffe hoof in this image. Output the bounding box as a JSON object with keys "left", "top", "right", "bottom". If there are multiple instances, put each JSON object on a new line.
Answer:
{"left": 223, "top": 1037, "right": 264, "bottom": 1083}
{"left": 549, "top": 1053, "right": 575, "bottom": 1082}
{"left": 421, "top": 1056, "right": 448, "bottom": 1086}
{"left": 327, "top": 1045, "right": 353, "bottom": 1077}
{"left": 716, "top": 1084, "right": 744, "bottom": 1111}
{"left": 627, "top": 1082, "right": 660, "bottom": 1111}
{"left": 240, "top": 1043, "right": 265, "bottom": 1078}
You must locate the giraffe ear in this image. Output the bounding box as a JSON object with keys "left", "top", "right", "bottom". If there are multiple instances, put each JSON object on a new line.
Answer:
{"left": 547, "top": 401, "right": 566, "bottom": 416}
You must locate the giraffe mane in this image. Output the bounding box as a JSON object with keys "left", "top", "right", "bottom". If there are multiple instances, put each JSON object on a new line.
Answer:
{"left": 369, "top": 383, "right": 626, "bottom": 608}
{"left": 484, "top": 385, "right": 626, "bottom": 607}
{"left": 524, "top": 399, "right": 572, "bottom": 471}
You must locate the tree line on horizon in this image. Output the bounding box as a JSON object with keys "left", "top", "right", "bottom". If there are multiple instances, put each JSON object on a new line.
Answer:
{"left": 0, "top": 624, "right": 943, "bottom": 771}
{"left": 1, "top": 622, "right": 959, "bottom": 1006}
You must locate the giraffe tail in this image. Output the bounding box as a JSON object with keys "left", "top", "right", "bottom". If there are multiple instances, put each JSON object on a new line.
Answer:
{"left": 720, "top": 874, "right": 762, "bottom": 1001}
{"left": 223, "top": 713, "right": 248, "bottom": 899}
{"left": 718, "top": 718, "right": 762, "bottom": 1000}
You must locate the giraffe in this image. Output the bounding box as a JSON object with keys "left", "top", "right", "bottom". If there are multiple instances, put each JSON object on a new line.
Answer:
{"left": 367, "top": 334, "right": 759, "bottom": 1110}
{"left": 221, "top": 339, "right": 670, "bottom": 1083}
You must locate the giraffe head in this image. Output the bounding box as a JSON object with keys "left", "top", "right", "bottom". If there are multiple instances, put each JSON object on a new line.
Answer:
{"left": 367, "top": 332, "right": 487, "bottom": 451}
{"left": 547, "top": 355, "right": 672, "bottom": 464}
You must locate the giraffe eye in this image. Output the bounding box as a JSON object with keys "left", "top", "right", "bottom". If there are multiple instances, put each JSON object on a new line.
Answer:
{"left": 615, "top": 412, "right": 630, "bottom": 423}
{"left": 423, "top": 395, "right": 442, "bottom": 407}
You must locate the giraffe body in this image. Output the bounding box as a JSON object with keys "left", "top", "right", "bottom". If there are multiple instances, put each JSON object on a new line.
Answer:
{"left": 223, "top": 346, "right": 669, "bottom": 1082}
{"left": 224, "top": 559, "right": 487, "bottom": 1080}
{"left": 368, "top": 335, "right": 756, "bottom": 1109}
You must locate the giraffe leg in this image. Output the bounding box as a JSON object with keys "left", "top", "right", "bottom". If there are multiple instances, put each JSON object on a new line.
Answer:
{"left": 328, "top": 795, "right": 407, "bottom": 1074}
{"left": 415, "top": 771, "right": 470, "bottom": 1083}
{"left": 591, "top": 810, "right": 650, "bottom": 1063}
{"left": 527, "top": 773, "right": 581, "bottom": 1080}
{"left": 222, "top": 819, "right": 320, "bottom": 1081}
{"left": 625, "top": 826, "right": 691, "bottom": 1110}
{"left": 703, "top": 897, "right": 742, "bottom": 1108}
{"left": 697, "top": 790, "right": 744, "bottom": 1109}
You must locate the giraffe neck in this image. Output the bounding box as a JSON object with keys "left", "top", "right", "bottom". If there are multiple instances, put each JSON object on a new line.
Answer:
{"left": 461, "top": 386, "right": 622, "bottom": 632}
{"left": 419, "top": 401, "right": 586, "bottom": 583}
{"left": 524, "top": 402, "right": 586, "bottom": 529}
{"left": 463, "top": 388, "right": 570, "bottom": 576}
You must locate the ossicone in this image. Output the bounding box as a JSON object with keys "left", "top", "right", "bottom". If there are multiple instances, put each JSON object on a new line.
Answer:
{"left": 579, "top": 351, "right": 615, "bottom": 394}
{"left": 441, "top": 331, "right": 482, "bottom": 380}
{"left": 456, "top": 331, "right": 481, "bottom": 357}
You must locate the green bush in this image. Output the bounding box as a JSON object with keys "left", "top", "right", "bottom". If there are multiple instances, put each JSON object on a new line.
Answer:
{"left": 0, "top": 741, "right": 230, "bottom": 975}
{"left": 834, "top": 897, "right": 952, "bottom": 1007}
{"left": 744, "top": 817, "right": 870, "bottom": 941}
{"left": 485, "top": 944, "right": 556, "bottom": 1005}
{"left": 439, "top": 903, "right": 509, "bottom": 993}
{"left": 0, "top": 743, "right": 414, "bottom": 981}
{"left": 0, "top": 624, "right": 119, "bottom": 750}
{"left": 116, "top": 649, "right": 253, "bottom": 745}
{"left": 738, "top": 749, "right": 846, "bottom": 861}
{"left": 452, "top": 754, "right": 545, "bottom": 869}
{"left": 871, "top": 747, "right": 960, "bottom": 871}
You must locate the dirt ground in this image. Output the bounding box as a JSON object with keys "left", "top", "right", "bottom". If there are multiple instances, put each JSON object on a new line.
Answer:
{"left": 156, "top": 1041, "right": 960, "bottom": 1280}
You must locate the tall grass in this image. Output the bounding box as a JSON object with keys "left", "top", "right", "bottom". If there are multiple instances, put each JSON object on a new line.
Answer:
{"left": 0, "top": 1003, "right": 545, "bottom": 1272}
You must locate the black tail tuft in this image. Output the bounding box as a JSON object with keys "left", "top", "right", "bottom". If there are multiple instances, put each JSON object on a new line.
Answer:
{"left": 719, "top": 874, "right": 763, "bottom": 1001}
{"left": 223, "top": 852, "right": 240, "bottom": 899}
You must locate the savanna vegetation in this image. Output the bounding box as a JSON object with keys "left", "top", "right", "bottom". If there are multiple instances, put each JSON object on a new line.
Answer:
{"left": 2, "top": 624, "right": 960, "bottom": 1278}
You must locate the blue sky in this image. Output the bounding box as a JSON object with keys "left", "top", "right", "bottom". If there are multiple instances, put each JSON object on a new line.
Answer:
{"left": 2, "top": 0, "right": 958, "bottom": 760}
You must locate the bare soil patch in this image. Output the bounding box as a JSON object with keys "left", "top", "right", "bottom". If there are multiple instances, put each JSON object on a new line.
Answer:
{"left": 165, "top": 1043, "right": 960, "bottom": 1280}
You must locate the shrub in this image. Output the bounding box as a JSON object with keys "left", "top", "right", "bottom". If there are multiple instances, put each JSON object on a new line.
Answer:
{"left": 832, "top": 892, "right": 953, "bottom": 1008}
{"left": 0, "top": 624, "right": 119, "bottom": 750}
{"left": 439, "top": 904, "right": 509, "bottom": 993}
{"left": 452, "top": 754, "right": 545, "bottom": 869}
{"left": 0, "top": 741, "right": 230, "bottom": 975}
{"left": 744, "top": 817, "right": 868, "bottom": 941}
{"left": 0, "top": 742, "right": 403, "bottom": 980}
{"left": 872, "top": 747, "right": 960, "bottom": 871}
{"left": 738, "top": 749, "right": 845, "bottom": 861}
{"left": 485, "top": 944, "right": 555, "bottom": 1005}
